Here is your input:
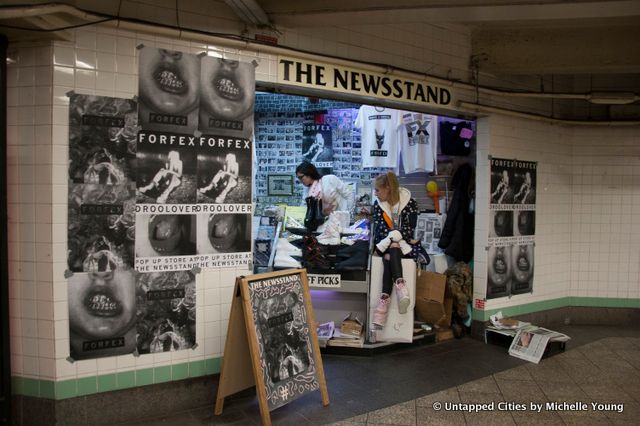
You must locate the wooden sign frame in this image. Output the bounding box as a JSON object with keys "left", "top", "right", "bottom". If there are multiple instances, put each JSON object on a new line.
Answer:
{"left": 215, "top": 268, "right": 329, "bottom": 425}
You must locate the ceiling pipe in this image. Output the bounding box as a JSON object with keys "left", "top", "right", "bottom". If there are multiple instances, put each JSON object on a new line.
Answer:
{"left": 458, "top": 101, "right": 640, "bottom": 126}
{"left": 223, "top": 0, "right": 271, "bottom": 27}
{"left": 1, "top": 3, "right": 639, "bottom": 108}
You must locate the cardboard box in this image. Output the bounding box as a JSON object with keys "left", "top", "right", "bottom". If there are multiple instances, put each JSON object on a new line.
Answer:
{"left": 415, "top": 271, "right": 446, "bottom": 303}
{"left": 414, "top": 270, "right": 453, "bottom": 327}
{"left": 435, "top": 326, "right": 454, "bottom": 342}
{"left": 340, "top": 313, "right": 363, "bottom": 337}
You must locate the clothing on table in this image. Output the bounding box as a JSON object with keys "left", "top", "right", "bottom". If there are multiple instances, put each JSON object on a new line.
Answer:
{"left": 398, "top": 111, "right": 438, "bottom": 174}
{"left": 354, "top": 105, "right": 401, "bottom": 168}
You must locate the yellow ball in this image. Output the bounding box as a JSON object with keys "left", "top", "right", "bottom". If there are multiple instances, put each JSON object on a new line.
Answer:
{"left": 426, "top": 181, "right": 438, "bottom": 193}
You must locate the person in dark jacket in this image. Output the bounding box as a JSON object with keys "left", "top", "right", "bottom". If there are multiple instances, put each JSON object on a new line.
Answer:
{"left": 438, "top": 163, "right": 475, "bottom": 262}
{"left": 371, "top": 172, "right": 418, "bottom": 328}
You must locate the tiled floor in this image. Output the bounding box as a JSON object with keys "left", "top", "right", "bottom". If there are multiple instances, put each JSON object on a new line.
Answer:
{"left": 123, "top": 325, "right": 640, "bottom": 425}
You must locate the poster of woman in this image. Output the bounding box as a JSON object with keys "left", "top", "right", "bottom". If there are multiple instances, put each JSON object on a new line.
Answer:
{"left": 487, "top": 158, "right": 537, "bottom": 299}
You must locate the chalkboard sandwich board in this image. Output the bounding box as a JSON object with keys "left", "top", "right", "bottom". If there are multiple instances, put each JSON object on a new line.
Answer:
{"left": 215, "top": 268, "right": 329, "bottom": 425}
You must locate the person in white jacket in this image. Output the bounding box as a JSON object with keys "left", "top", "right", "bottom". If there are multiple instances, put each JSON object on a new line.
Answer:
{"left": 295, "top": 161, "right": 353, "bottom": 215}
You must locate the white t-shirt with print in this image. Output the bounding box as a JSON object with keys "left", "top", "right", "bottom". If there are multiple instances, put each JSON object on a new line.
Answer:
{"left": 354, "top": 105, "right": 401, "bottom": 168}
{"left": 398, "top": 111, "right": 438, "bottom": 174}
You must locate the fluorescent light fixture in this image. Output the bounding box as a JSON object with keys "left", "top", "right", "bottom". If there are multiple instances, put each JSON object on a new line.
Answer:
{"left": 588, "top": 92, "right": 639, "bottom": 105}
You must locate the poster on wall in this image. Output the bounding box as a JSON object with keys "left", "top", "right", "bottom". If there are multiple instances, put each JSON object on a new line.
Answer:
{"left": 136, "top": 271, "right": 196, "bottom": 353}
{"left": 67, "top": 94, "right": 139, "bottom": 272}
{"left": 487, "top": 158, "right": 537, "bottom": 299}
{"left": 135, "top": 46, "right": 254, "bottom": 272}
{"left": 67, "top": 93, "right": 141, "bottom": 360}
{"left": 302, "top": 123, "right": 333, "bottom": 174}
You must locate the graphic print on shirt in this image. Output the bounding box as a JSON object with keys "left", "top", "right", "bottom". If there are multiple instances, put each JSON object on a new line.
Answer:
{"left": 354, "top": 105, "right": 400, "bottom": 168}
{"left": 375, "top": 130, "right": 385, "bottom": 149}
{"left": 405, "top": 118, "right": 431, "bottom": 146}
{"left": 398, "top": 112, "right": 438, "bottom": 174}
{"left": 369, "top": 114, "right": 390, "bottom": 157}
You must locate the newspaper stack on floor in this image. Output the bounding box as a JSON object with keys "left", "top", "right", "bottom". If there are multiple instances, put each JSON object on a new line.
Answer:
{"left": 327, "top": 327, "right": 365, "bottom": 348}
{"left": 486, "top": 311, "right": 570, "bottom": 364}
{"left": 316, "top": 321, "right": 335, "bottom": 348}
{"left": 487, "top": 311, "right": 531, "bottom": 333}
{"left": 508, "top": 326, "right": 570, "bottom": 364}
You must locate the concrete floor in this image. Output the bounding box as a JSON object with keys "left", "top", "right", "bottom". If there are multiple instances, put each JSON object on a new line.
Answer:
{"left": 121, "top": 325, "right": 640, "bottom": 425}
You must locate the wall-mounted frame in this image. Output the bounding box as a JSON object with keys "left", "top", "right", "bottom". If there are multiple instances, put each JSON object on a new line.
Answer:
{"left": 267, "top": 174, "right": 294, "bottom": 196}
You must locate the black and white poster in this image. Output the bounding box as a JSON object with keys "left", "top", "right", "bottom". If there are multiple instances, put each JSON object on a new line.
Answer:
{"left": 136, "top": 271, "right": 196, "bottom": 353}
{"left": 67, "top": 94, "right": 138, "bottom": 272}
{"left": 67, "top": 94, "right": 141, "bottom": 360}
{"left": 302, "top": 124, "right": 333, "bottom": 174}
{"left": 197, "top": 147, "right": 252, "bottom": 204}
{"left": 68, "top": 268, "right": 138, "bottom": 360}
{"left": 138, "top": 47, "right": 200, "bottom": 134}
{"left": 135, "top": 47, "right": 254, "bottom": 272}
{"left": 198, "top": 56, "right": 255, "bottom": 139}
{"left": 248, "top": 273, "right": 320, "bottom": 410}
{"left": 487, "top": 158, "right": 537, "bottom": 299}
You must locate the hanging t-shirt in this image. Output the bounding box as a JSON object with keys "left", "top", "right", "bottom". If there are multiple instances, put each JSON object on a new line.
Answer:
{"left": 398, "top": 111, "right": 438, "bottom": 174}
{"left": 354, "top": 105, "right": 401, "bottom": 168}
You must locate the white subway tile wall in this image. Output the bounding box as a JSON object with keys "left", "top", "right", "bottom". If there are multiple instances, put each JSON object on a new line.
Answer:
{"left": 6, "top": 21, "right": 639, "bottom": 388}
{"left": 571, "top": 127, "right": 640, "bottom": 300}
{"left": 475, "top": 116, "right": 574, "bottom": 309}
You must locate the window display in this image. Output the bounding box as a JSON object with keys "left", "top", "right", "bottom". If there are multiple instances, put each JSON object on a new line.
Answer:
{"left": 253, "top": 91, "right": 477, "bottom": 347}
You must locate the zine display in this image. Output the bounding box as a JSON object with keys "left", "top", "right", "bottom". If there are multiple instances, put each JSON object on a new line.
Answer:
{"left": 487, "top": 158, "right": 537, "bottom": 299}
{"left": 354, "top": 105, "right": 401, "bottom": 168}
{"left": 135, "top": 46, "right": 254, "bottom": 273}
{"left": 399, "top": 111, "right": 438, "bottom": 174}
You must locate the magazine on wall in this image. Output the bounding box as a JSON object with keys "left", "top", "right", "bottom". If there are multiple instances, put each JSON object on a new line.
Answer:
{"left": 508, "top": 326, "right": 570, "bottom": 364}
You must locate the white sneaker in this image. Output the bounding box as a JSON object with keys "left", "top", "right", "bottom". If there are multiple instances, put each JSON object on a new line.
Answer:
{"left": 273, "top": 252, "right": 302, "bottom": 268}
{"left": 394, "top": 278, "right": 411, "bottom": 314}
{"left": 286, "top": 216, "right": 305, "bottom": 229}
{"left": 276, "top": 238, "right": 302, "bottom": 256}
{"left": 373, "top": 295, "right": 390, "bottom": 328}
{"left": 316, "top": 213, "right": 341, "bottom": 245}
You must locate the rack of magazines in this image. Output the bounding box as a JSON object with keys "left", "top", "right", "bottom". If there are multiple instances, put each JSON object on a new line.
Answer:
{"left": 485, "top": 312, "right": 570, "bottom": 364}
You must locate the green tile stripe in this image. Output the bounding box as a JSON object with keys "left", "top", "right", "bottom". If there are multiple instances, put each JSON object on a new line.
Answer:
{"left": 473, "top": 296, "right": 640, "bottom": 321}
{"left": 11, "top": 357, "right": 222, "bottom": 400}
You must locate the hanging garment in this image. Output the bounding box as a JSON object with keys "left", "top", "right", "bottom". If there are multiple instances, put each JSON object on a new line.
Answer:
{"left": 439, "top": 119, "right": 474, "bottom": 156}
{"left": 354, "top": 105, "right": 401, "bottom": 168}
{"left": 438, "top": 163, "right": 475, "bottom": 262}
{"left": 399, "top": 111, "right": 438, "bottom": 174}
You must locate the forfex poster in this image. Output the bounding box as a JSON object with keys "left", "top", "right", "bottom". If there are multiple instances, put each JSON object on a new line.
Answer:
{"left": 67, "top": 94, "right": 138, "bottom": 272}
{"left": 302, "top": 123, "right": 333, "bottom": 174}
{"left": 67, "top": 94, "right": 140, "bottom": 360}
{"left": 135, "top": 47, "right": 254, "bottom": 272}
{"left": 487, "top": 158, "right": 537, "bottom": 299}
{"left": 136, "top": 271, "right": 196, "bottom": 354}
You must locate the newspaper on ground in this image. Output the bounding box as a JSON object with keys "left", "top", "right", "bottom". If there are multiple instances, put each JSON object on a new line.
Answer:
{"left": 508, "top": 325, "right": 570, "bottom": 364}
{"left": 489, "top": 311, "right": 530, "bottom": 330}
